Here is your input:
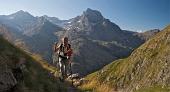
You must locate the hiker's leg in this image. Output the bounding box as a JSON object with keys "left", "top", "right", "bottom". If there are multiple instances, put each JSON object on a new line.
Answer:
{"left": 63, "top": 59, "right": 68, "bottom": 78}
{"left": 64, "top": 59, "right": 70, "bottom": 76}
{"left": 52, "top": 53, "right": 56, "bottom": 64}
{"left": 68, "top": 59, "right": 72, "bottom": 75}
{"left": 59, "top": 58, "right": 64, "bottom": 78}
{"left": 53, "top": 53, "right": 59, "bottom": 68}
{"left": 58, "top": 58, "right": 62, "bottom": 73}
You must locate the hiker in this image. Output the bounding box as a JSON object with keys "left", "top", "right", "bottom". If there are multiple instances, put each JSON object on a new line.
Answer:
{"left": 53, "top": 37, "right": 73, "bottom": 81}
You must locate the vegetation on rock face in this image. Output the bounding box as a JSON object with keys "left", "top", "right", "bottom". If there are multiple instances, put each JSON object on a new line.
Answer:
{"left": 80, "top": 25, "right": 170, "bottom": 92}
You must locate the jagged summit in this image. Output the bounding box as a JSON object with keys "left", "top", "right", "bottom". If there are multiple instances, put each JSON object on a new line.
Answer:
{"left": 15, "top": 10, "right": 28, "bottom": 14}
{"left": 42, "top": 15, "right": 67, "bottom": 26}
{"left": 9, "top": 10, "right": 35, "bottom": 19}
{"left": 43, "top": 15, "right": 60, "bottom": 21}
{"left": 82, "top": 8, "right": 104, "bottom": 23}
{"left": 38, "top": 16, "right": 49, "bottom": 23}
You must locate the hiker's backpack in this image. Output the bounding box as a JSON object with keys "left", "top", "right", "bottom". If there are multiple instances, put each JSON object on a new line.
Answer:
{"left": 59, "top": 44, "right": 72, "bottom": 55}
{"left": 53, "top": 43, "right": 72, "bottom": 64}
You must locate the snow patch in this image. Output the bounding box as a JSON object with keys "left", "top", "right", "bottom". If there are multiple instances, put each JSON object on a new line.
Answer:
{"left": 67, "top": 21, "right": 71, "bottom": 24}
{"left": 137, "top": 30, "right": 143, "bottom": 33}
{"left": 77, "top": 20, "right": 81, "bottom": 23}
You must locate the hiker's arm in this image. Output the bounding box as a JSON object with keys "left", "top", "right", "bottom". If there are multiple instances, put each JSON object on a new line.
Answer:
{"left": 53, "top": 44, "right": 60, "bottom": 52}
{"left": 53, "top": 45, "right": 56, "bottom": 52}
{"left": 66, "top": 48, "right": 73, "bottom": 59}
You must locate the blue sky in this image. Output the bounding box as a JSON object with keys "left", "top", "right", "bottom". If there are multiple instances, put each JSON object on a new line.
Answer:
{"left": 0, "top": 0, "right": 169, "bottom": 31}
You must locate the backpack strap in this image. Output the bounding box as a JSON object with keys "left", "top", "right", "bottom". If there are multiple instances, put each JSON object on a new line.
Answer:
{"left": 59, "top": 44, "right": 64, "bottom": 52}
{"left": 68, "top": 44, "right": 71, "bottom": 49}
{"left": 60, "top": 44, "right": 71, "bottom": 51}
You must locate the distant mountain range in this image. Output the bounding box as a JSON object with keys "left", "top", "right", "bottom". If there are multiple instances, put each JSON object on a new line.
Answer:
{"left": 0, "top": 8, "right": 160, "bottom": 76}
{"left": 0, "top": 10, "right": 64, "bottom": 62}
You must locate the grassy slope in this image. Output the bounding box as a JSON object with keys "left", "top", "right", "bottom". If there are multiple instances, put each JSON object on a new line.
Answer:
{"left": 80, "top": 25, "right": 170, "bottom": 92}
{"left": 0, "top": 36, "right": 68, "bottom": 92}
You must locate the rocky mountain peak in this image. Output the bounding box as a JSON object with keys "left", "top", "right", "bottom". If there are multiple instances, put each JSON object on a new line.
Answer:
{"left": 42, "top": 15, "right": 67, "bottom": 26}
{"left": 43, "top": 15, "right": 60, "bottom": 21}
{"left": 38, "top": 16, "right": 49, "bottom": 23}
{"left": 9, "top": 10, "right": 35, "bottom": 19}
{"left": 82, "top": 8, "right": 104, "bottom": 23}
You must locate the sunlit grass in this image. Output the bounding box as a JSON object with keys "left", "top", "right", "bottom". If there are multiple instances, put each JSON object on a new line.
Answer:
{"left": 135, "top": 86, "right": 170, "bottom": 92}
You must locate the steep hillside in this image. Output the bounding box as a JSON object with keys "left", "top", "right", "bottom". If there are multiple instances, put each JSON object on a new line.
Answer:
{"left": 80, "top": 25, "right": 170, "bottom": 92}
{"left": 0, "top": 36, "right": 70, "bottom": 92}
